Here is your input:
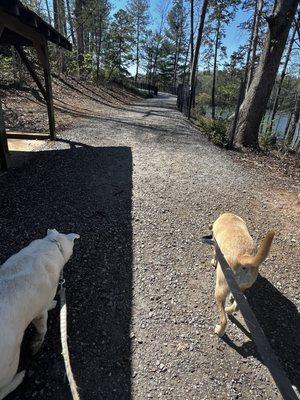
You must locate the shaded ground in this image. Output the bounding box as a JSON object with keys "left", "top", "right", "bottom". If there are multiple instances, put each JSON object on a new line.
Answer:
{"left": 0, "top": 94, "right": 299, "bottom": 400}
{"left": 0, "top": 74, "right": 140, "bottom": 133}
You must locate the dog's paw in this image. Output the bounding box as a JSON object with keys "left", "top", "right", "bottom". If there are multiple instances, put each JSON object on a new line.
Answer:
{"left": 214, "top": 324, "right": 225, "bottom": 337}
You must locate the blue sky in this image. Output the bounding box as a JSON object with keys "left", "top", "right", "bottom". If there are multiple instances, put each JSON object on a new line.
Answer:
{"left": 112, "top": 0, "right": 252, "bottom": 59}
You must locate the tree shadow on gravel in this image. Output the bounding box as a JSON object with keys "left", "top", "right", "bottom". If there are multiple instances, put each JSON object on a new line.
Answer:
{"left": 0, "top": 143, "right": 133, "bottom": 400}
{"left": 223, "top": 275, "right": 300, "bottom": 391}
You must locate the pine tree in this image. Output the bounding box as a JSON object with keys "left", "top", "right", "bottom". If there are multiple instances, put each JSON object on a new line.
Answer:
{"left": 159, "top": 0, "right": 187, "bottom": 87}
{"left": 105, "top": 9, "right": 134, "bottom": 79}
{"left": 127, "top": 0, "right": 149, "bottom": 81}
{"left": 203, "top": 0, "right": 240, "bottom": 119}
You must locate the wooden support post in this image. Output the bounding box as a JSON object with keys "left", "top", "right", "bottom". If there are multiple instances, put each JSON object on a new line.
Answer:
{"left": 35, "top": 41, "right": 56, "bottom": 139}
{"left": 0, "top": 98, "right": 8, "bottom": 171}
{"left": 15, "top": 45, "right": 47, "bottom": 100}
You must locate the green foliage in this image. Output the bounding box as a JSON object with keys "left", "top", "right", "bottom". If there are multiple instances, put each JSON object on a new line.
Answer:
{"left": 217, "top": 77, "right": 240, "bottom": 108}
{"left": 0, "top": 55, "right": 13, "bottom": 82}
{"left": 202, "top": 0, "right": 240, "bottom": 70}
{"left": 126, "top": 0, "right": 150, "bottom": 76}
{"left": 194, "top": 92, "right": 211, "bottom": 115}
{"left": 193, "top": 70, "right": 241, "bottom": 118}
{"left": 82, "top": 53, "right": 93, "bottom": 80}
{"left": 105, "top": 8, "right": 134, "bottom": 76}
{"left": 259, "top": 130, "right": 275, "bottom": 151}
{"left": 194, "top": 115, "right": 229, "bottom": 147}
{"left": 258, "top": 116, "right": 277, "bottom": 150}
{"left": 112, "top": 77, "right": 152, "bottom": 98}
{"left": 156, "top": 0, "right": 188, "bottom": 85}
{"left": 64, "top": 51, "right": 80, "bottom": 76}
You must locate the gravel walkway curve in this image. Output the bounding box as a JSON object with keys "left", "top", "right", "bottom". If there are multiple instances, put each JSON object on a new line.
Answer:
{"left": 0, "top": 94, "right": 299, "bottom": 400}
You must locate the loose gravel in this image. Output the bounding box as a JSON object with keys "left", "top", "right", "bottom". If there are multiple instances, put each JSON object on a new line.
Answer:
{"left": 0, "top": 94, "right": 299, "bottom": 400}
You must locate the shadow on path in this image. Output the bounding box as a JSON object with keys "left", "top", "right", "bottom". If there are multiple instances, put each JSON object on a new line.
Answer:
{"left": 223, "top": 275, "right": 300, "bottom": 391}
{"left": 0, "top": 143, "right": 133, "bottom": 400}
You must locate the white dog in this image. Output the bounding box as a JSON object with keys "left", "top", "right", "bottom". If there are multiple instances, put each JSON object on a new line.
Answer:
{"left": 0, "top": 229, "right": 80, "bottom": 399}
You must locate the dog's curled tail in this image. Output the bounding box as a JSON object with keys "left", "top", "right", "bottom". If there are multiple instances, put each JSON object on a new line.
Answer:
{"left": 251, "top": 230, "right": 275, "bottom": 267}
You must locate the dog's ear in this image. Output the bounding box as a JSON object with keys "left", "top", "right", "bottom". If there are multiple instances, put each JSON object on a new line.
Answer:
{"left": 47, "top": 228, "right": 59, "bottom": 235}
{"left": 67, "top": 233, "right": 80, "bottom": 242}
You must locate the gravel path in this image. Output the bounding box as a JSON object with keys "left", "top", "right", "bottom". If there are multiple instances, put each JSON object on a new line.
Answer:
{"left": 1, "top": 94, "right": 299, "bottom": 400}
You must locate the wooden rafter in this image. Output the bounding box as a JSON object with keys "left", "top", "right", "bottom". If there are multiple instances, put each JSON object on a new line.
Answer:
{"left": 0, "top": 1, "right": 71, "bottom": 50}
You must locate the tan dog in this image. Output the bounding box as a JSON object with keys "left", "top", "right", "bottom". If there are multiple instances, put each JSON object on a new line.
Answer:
{"left": 211, "top": 213, "right": 275, "bottom": 337}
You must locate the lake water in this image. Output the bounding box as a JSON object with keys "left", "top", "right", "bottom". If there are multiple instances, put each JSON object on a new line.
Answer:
{"left": 211, "top": 107, "right": 300, "bottom": 147}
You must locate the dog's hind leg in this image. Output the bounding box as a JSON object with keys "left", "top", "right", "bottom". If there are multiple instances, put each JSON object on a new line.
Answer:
{"left": 0, "top": 370, "right": 25, "bottom": 400}
{"left": 211, "top": 248, "right": 217, "bottom": 268}
{"left": 215, "top": 284, "right": 229, "bottom": 337}
{"left": 31, "top": 310, "right": 48, "bottom": 355}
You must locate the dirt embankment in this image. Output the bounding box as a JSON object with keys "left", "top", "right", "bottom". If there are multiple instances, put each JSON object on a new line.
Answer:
{"left": 0, "top": 74, "right": 140, "bottom": 133}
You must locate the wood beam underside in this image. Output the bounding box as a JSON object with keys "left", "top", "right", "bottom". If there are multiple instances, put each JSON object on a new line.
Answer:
{"left": 0, "top": 10, "right": 56, "bottom": 140}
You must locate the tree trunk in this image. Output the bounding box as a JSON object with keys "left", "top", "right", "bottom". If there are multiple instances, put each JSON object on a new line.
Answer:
{"left": 12, "top": 46, "right": 19, "bottom": 84}
{"left": 152, "top": 44, "right": 159, "bottom": 85}
{"left": 66, "top": 0, "right": 76, "bottom": 46}
{"left": 74, "top": 0, "right": 84, "bottom": 77}
{"left": 182, "top": 38, "right": 191, "bottom": 83}
{"left": 58, "top": 0, "right": 66, "bottom": 72}
{"left": 53, "top": 0, "right": 59, "bottom": 30}
{"left": 53, "top": 0, "right": 66, "bottom": 72}
{"left": 243, "top": 2, "right": 257, "bottom": 91}
{"left": 135, "top": 17, "right": 140, "bottom": 82}
{"left": 173, "top": 22, "right": 183, "bottom": 87}
{"left": 45, "top": 0, "right": 52, "bottom": 24}
{"left": 269, "top": 23, "right": 297, "bottom": 132}
{"left": 283, "top": 111, "right": 292, "bottom": 140}
{"left": 151, "top": 6, "right": 167, "bottom": 85}
{"left": 12, "top": 46, "right": 24, "bottom": 87}
{"left": 246, "top": 0, "right": 264, "bottom": 90}
{"left": 211, "top": 18, "right": 220, "bottom": 120}
{"left": 96, "top": 23, "right": 103, "bottom": 86}
{"left": 286, "top": 92, "right": 300, "bottom": 146}
{"left": 187, "top": 0, "right": 209, "bottom": 118}
{"left": 173, "top": 35, "right": 179, "bottom": 86}
{"left": 235, "top": 0, "right": 298, "bottom": 148}
{"left": 190, "top": 0, "right": 194, "bottom": 66}
{"left": 294, "top": 126, "right": 300, "bottom": 151}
